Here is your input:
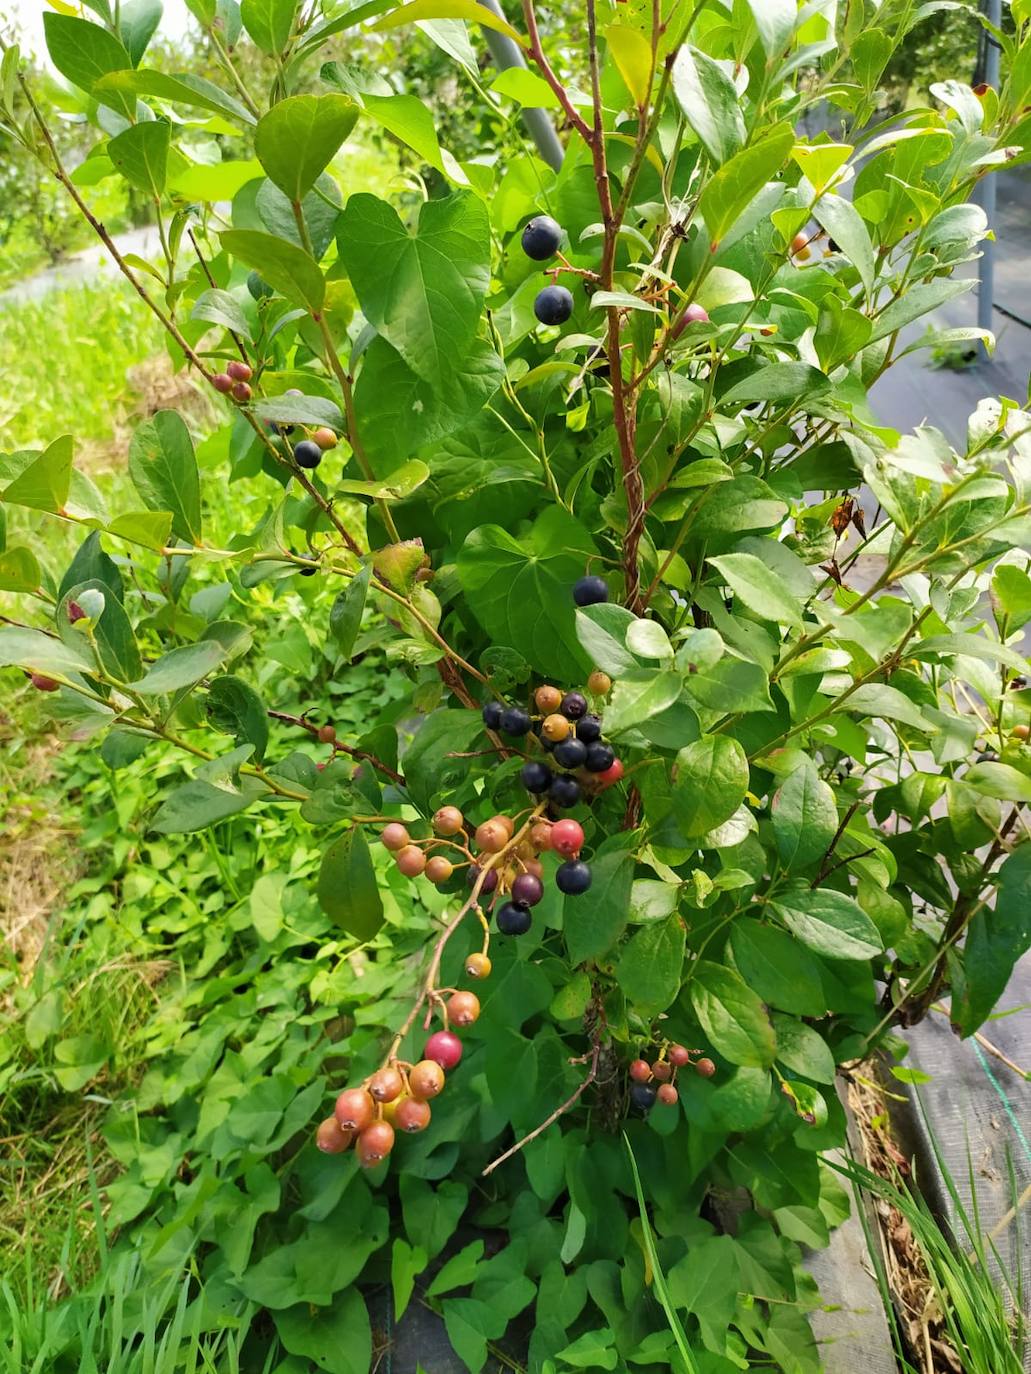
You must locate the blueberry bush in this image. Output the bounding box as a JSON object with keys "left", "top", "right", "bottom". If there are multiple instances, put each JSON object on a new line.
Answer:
{"left": 2, "top": 0, "right": 1031, "bottom": 1369}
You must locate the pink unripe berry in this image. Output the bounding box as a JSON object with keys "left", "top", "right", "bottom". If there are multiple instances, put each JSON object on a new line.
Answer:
{"left": 424, "top": 1030, "right": 463, "bottom": 1069}
{"left": 212, "top": 373, "right": 233, "bottom": 394}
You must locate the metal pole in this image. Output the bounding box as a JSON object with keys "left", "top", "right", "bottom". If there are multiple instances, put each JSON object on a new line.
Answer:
{"left": 978, "top": 0, "right": 1003, "bottom": 341}
{"left": 476, "top": 0, "right": 565, "bottom": 172}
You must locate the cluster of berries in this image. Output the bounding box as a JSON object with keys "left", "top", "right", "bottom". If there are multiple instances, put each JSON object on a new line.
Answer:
{"left": 316, "top": 1022, "right": 473, "bottom": 1166}
{"left": 629, "top": 1044, "right": 716, "bottom": 1113}
{"left": 211, "top": 358, "right": 254, "bottom": 402}
{"left": 521, "top": 214, "right": 575, "bottom": 328}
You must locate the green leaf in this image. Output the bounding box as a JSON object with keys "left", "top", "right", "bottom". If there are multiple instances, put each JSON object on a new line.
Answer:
{"left": 107, "top": 120, "right": 169, "bottom": 196}
{"left": 257, "top": 173, "right": 342, "bottom": 261}
{"left": 771, "top": 1014, "right": 835, "bottom": 1084}
{"left": 250, "top": 872, "right": 286, "bottom": 941}
{"left": 564, "top": 837, "right": 634, "bottom": 965}
{"left": 848, "top": 683, "right": 932, "bottom": 732}
{"left": 700, "top": 124, "right": 794, "bottom": 246}
{"left": 813, "top": 192, "right": 876, "bottom": 298}
{"left": 866, "top": 279, "right": 974, "bottom": 345}
{"left": 391, "top": 1239, "right": 428, "bottom": 1321}
{"left": 689, "top": 961, "right": 777, "bottom": 1067}
{"left": 964, "top": 762, "right": 1031, "bottom": 804}
{"left": 274, "top": 1290, "right": 370, "bottom": 1374}
{"left": 426, "top": 1239, "right": 483, "bottom": 1297}
{"left": 317, "top": 827, "right": 384, "bottom": 941}
{"left": 708, "top": 552, "right": 803, "bottom": 628}
{"left": 791, "top": 142, "right": 851, "bottom": 195}
{"left": 240, "top": 0, "right": 298, "bottom": 53}
{"left": 625, "top": 619, "right": 673, "bottom": 660}
{"left": 252, "top": 392, "right": 343, "bottom": 431}
{"left": 25, "top": 991, "right": 63, "bottom": 1050}
{"left": 131, "top": 641, "right": 225, "bottom": 694}
{"left": 770, "top": 887, "right": 882, "bottom": 961}
{"left": 169, "top": 158, "right": 265, "bottom": 202}
{"left": 373, "top": 0, "right": 522, "bottom": 44}
{"left": 362, "top": 91, "right": 447, "bottom": 172}
{"left": 151, "top": 778, "right": 259, "bottom": 833}
{"left": 441, "top": 1299, "right": 508, "bottom": 1374}
{"left": 671, "top": 45, "right": 745, "bottom": 165}
{"left": 3, "top": 435, "right": 74, "bottom": 513}
{"left": 955, "top": 847, "right": 1031, "bottom": 1037}
{"left": 615, "top": 916, "right": 685, "bottom": 1016}
{"left": 128, "top": 411, "right": 202, "bottom": 545}
{"left": 191, "top": 288, "right": 252, "bottom": 341}
{"left": 399, "top": 1174, "right": 468, "bottom": 1257}
{"left": 402, "top": 708, "right": 481, "bottom": 812}
{"left": 337, "top": 460, "right": 430, "bottom": 501}
{"left": 490, "top": 67, "right": 559, "bottom": 109}
{"left": 743, "top": 0, "right": 797, "bottom": 58}
{"left": 0, "top": 627, "right": 87, "bottom": 679}
{"left": 0, "top": 546, "right": 41, "bottom": 593}
{"left": 457, "top": 507, "right": 596, "bottom": 677}
{"left": 685, "top": 653, "right": 773, "bottom": 714}
{"left": 42, "top": 13, "right": 134, "bottom": 115}
{"left": 329, "top": 564, "right": 371, "bottom": 660}
{"left": 992, "top": 565, "right": 1031, "bottom": 630}
{"left": 119, "top": 0, "right": 163, "bottom": 65}
{"left": 94, "top": 68, "right": 255, "bottom": 125}
{"left": 255, "top": 94, "right": 358, "bottom": 203}
{"left": 107, "top": 510, "right": 174, "bottom": 551}
{"left": 574, "top": 603, "right": 639, "bottom": 677}
{"left": 729, "top": 920, "right": 828, "bottom": 1017}
{"left": 206, "top": 675, "right": 269, "bottom": 760}
{"left": 555, "top": 1328, "right": 618, "bottom": 1370}
{"left": 220, "top": 228, "right": 324, "bottom": 313}
{"left": 772, "top": 760, "right": 837, "bottom": 871}
{"left": 721, "top": 362, "right": 831, "bottom": 408}
{"left": 60, "top": 579, "right": 142, "bottom": 683}
{"left": 673, "top": 735, "right": 749, "bottom": 838}
{"left": 603, "top": 669, "right": 683, "bottom": 736}
{"left": 336, "top": 191, "right": 490, "bottom": 385}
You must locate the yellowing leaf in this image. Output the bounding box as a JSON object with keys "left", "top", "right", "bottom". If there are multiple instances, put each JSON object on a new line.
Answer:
{"left": 606, "top": 24, "right": 653, "bottom": 107}
{"left": 374, "top": 0, "right": 523, "bottom": 44}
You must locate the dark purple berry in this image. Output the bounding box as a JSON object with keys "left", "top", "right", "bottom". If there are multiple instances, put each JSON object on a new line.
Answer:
{"left": 560, "top": 692, "right": 588, "bottom": 721}
{"left": 510, "top": 872, "right": 543, "bottom": 906}
{"left": 521, "top": 215, "right": 563, "bottom": 261}
{"left": 467, "top": 865, "right": 499, "bottom": 894}
{"left": 549, "top": 775, "right": 580, "bottom": 809}
{"left": 556, "top": 859, "right": 592, "bottom": 895}
{"left": 630, "top": 1082, "right": 657, "bottom": 1113}
{"left": 482, "top": 701, "right": 503, "bottom": 730}
{"left": 534, "top": 285, "right": 573, "bottom": 326}
{"left": 497, "top": 902, "right": 532, "bottom": 935}
{"left": 584, "top": 742, "right": 615, "bottom": 773}
{"left": 553, "top": 737, "right": 587, "bottom": 770}
{"left": 576, "top": 714, "right": 602, "bottom": 743}
{"left": 521, "top": 760, "right": 553, "bottom": 793}
{"left": 500, "top": 705, "right": 531, "bottom": 737}
{"left": 573, "top": 575, "right": 608, "bottom": 607}
{"left": 294, "top": 439, "right": 323, "bottom": 469}
{"left": 300, "top": 565, "right": 317, "bottom": 577}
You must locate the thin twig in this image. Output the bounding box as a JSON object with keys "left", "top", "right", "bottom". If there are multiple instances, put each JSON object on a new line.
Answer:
{"left": 482, "top": 1038, "right": 601, "bottom": 1176}
{"left": 811, "top": 801, "right": 860, "bottom": 886}
{"left": 266, "top": 709, "right": 404, "bottom": 785}
{"left": 520, "top": 0, "right": 592, "bottom": 143}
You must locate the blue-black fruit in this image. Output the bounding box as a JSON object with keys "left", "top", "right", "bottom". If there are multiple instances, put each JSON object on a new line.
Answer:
{"left": 294, "top": 440, "right": 322, "bottom": 469}
{"left": 549, "top": 775, "right": 580, "bottom": 809}
{"left": 553, "top": 737, "right": 587, "bottom": 769}
{"left": 521, "top": 760, "right": 553, "bottom": 793}
{"left": 560, "top": 692, "right": 588, "bottom": 720}
{"left": 585, "top": 742, "right": 615, "bottom": 773}
{"left": 630, "top": 1082, "right": 657, "bottom": 1113}
{"left": 534, "top": 285, "right": 574, "bottom": 326}
{"left": 556, "top": 859, "right": 592, "bottom": 895}
{"left": 497, "top": 902, "right": 532, "bottom": 935}
{"left": 500, "top": 705, "right": 532, "bottom": 737}
{"left": 521, "top": 215, "right": 563, "bottom": 261}
{"left": 573, "top": 575, "right": 608, "bottom": 606}
{"left": 482, "top": 701, "right": 503, "bottom": 730}
{"left": 577, "top": 714, "right": 602, "bottom": 743}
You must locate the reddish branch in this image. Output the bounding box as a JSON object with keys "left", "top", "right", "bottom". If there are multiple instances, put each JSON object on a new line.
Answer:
{"left": 266, "top": 709, "right": 404, "bottom": 785}
{"left": 482, "top": 1036, "right": 601, "bottom": 1176}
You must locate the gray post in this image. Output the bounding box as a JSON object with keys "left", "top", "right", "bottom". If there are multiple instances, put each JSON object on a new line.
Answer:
{"left": 978, "top": 0, "right": 1003, "bottom": 342}
{"left": 476, "top": 0, "right": 565, "bottom": 172}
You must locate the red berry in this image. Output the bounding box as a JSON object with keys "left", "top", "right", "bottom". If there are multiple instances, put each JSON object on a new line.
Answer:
{"left": 231, "top": 381, "right": 252, "bottom": 402}
{"left": 227, "top": 359, "right": 252, "bottom": 382}
{"left": 316, "top": 1116, "right": 353, "bottom": 1153}
{"left": 433, "top": 805, "right": 464, "bottom": 836}
{"left": 657, "top": 1084, "right": 679, "bottom": 1106}
{"left": 212, "top": 373, "right": 233, "bottom": 394}
{"left": 396, "top": 845, "right": 426, "bottom": 877}
{"left": 668, "top": 1044, "right": 690, "bottom": 1068}
{"left": 30, "top": 673, "right": 60, "bottom": 692}
{"left": 551, "top": 819, "right": 584, "bottom": 858}
{"left": 369, "top": 1066, "right": 404, "bottom": 1103}
{"left": 629, "top": 1059, "right": 651, "bottom": 1083}
{"left": 447, "top": 991, "right": 480, "bottom": 1027}
{"left": 424, "top": 1030, "right": 462, "bottom": 1069}
{"left": 409, "top": 1060, "right": 445, "bottom": 1099}
{"left": 596, "top": 758, "right": 624, "bottom": 789}
{"left": 317, "top": 724, "right": 336, "bottom": 743}
{"left": 335, "top": 1088, "right": 374, "bottom": 1131}
{"left": 381, "top": 823, "right": 410, "bottom": 852}
{"left": 651, "top": 1060, "right": 672, "bottom": 1082}
{"left": 695, "top": 1057, "right": 716, "bottom": 1078}
{"left": 357, "top": 1120, "right": 394, "bottom": 1167}
{"left": 67, "top": 601, "right": 87, "bottom": 623}
{"left": 395, "top": 1097, "right": 431, "bottom": 1133}
{"left": 465, "top": 952, "right": 492, "bottom": 980}
{"left": 425, "top": 855, "right": 454, "bottom": 884}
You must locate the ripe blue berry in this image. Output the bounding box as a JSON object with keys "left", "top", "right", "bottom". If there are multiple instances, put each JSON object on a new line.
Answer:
{"left": 573, "top": 575, "right": 608, "bottom": 606}
{"left": 585, "top": 742, "right": 615, "bottom": 773}
{"left": 630, "top": 1082, "right": 657, "bottom": 1113}
{"left": 482, "top": 701, "right": 503, "bottom": 730}
{"left": 549, "top": 775, "right": 580, "bottom": 809}
{"left": 553, "top": 737, "right": 587, "bottom": 770}
{"left": 299, "top": 565, "right": 317, "bottom": 577}
{"left": 294, "top": 439, "right": 322, "bottom": 469}
{"left": 497, "top": 902, "right": 532, "bottom": 935}
{"left": 510, "top": 872, "right": 543, "bottom": 906}
{"left": 560, "top": 692, "right": 588, "bottom": 720}
{"left": 521, "top": 760, "right": 553, "bottom": 793}
{"left": 576, "top": 714, "right": 602, "bottom": 743}
{"left": 534, "top": 285, "right": 573, "bottom": 326}
{"left": 500, "top": 705, "right": 532, "bottom": 737}
{"left": 556, "top": 859, "right": 592, "bottom": 895}
{"left": 521, "top": 215, "right": 563, "bottom": 261}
